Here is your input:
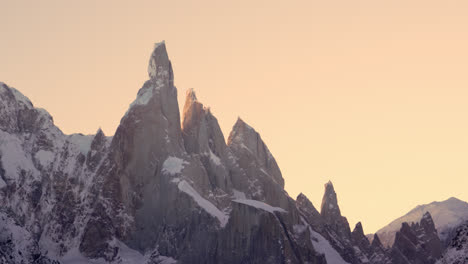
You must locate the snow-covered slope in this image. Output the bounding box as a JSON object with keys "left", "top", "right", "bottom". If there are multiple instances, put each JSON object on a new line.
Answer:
{"left": 436, "top": 221, "right": 468, "bottom": 264}
{"left": 376, "top": 197, "right": 468, "bottom": 247}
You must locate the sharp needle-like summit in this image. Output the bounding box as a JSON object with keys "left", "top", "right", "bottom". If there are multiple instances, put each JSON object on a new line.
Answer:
{"left": 0, "top": 42, "right": 466, "bottom": 264}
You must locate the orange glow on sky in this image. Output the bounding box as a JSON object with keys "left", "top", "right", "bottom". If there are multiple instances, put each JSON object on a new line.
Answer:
{"left": 1, "top": 0, "right": 468, "bottom": 234}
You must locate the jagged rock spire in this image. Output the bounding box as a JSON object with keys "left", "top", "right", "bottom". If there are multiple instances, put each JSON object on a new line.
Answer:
{"left": 371, "top": 234, "right": 384, "bottom": 249}
{"left": 391, "top": 212, "right": 443, "bottom": 264}
{"left": 296, "top": 193, "right": 323, "bottom": 226}
{"left": 353, "top": 222, "right": 365, "bottom": 237}
{"left": 182, "top": 88, "right": 227, "bottom": 155}
{"left": 228, "top": 118, "right": 284, "bottom": 188}
{"left": 352, "top": 222, "right": 371, "bottom": 250}
{"left": 320, "top": 181, "right": 342, "bottom": 220}
{"left": 420, "top": 211, "right": 437, "bottom": 233}
{"left": 319, "top": 181, "right": 352, "bottom": 242}
{"left": 148, "top": 41, "right": 173, "bottom": 86}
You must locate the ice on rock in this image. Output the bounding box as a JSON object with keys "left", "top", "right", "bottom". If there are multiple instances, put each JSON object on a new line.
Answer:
{"left": 178, "top": 180, "right": 229, "bottom": 227}
{"left": 9, "top": 87, "right": 33, "bottom": 107}
{"left": 232, "top": 189, "right": 247, "bottom": 200}
{"left": 209, "top": 150, "right": 222, "bottom": 166}
{"left": 148, "top": 40, "right": 167, "bottom": 79}
{"left": 125, "top": 40, "right": 172, "bottom": 116}
{"left": 307, "top": 225, "right": 350, "bottom": 264}
{"left": 68, "top": 134, "right": 94, "bottom": 155}
{"left": 35, "top": 150, "right": 55, "bottom": 168}
{"left": 0, "top": 131, "right": 38, "bottom": 180}
{"left": 162, "top": 156, "right": 188, "bottom": 175}
{"left": 233, "top": 199, "right": 287, "bottom": 214}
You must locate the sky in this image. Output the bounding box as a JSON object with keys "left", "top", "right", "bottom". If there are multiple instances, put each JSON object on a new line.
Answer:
{"left": 1, "top": 0, "right": 468, "bottom": 234}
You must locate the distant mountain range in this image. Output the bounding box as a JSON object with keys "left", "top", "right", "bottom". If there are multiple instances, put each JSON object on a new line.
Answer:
{"left": 374, "top": 197, "right": 468, "bottom": 248}
{"left": 1, "top": 41, "right": 467, "bottom": 264}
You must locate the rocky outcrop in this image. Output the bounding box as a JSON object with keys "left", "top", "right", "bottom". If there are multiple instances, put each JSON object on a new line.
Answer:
{"left": 391, "top": 212, "right": 443, "bottom": 264}
{"left": 296, "top": 182, "right": 396, "bottom": 264}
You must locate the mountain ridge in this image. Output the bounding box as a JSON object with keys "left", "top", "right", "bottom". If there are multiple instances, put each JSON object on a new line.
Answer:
{"left": 374, "top": 197, "right": 468, "bottom": 248}
{"left": 1, "top": 41, "right": 467, "bottom": 264}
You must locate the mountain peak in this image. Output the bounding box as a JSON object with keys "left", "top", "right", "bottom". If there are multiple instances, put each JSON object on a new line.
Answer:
{"left": 446, "top": 197, "right": 464, "bottom": 203}
{"left": 0, "top": 82, "right": 33, "bottom": 108}
{"left": 420, "top": 211, "right": 437, "bottom": 234}
{"left": 297, "top": 193, "right": 307, "bottom": 201}
{"left": 353, "top": 222, "right": 364, "bottom": 236}
{"left": 186, "top": 88, "right": 198, "bottom": 102}
{"left": 371, "top": 234, "right": 383, "bottom": 248}
{"left": 227, "top": 117, "right": 285, "bottom": 188}
{"left": 182, "top": 88, "right": 204, "bottom": 134}
{"left": 321, "top": 180, "right": 341, "bottom": 219}
{"left": 233, "top": 117, "right": 251, "bottom": 131}
{"left": 147, "top": 40, "right": 173, "bottom": 84}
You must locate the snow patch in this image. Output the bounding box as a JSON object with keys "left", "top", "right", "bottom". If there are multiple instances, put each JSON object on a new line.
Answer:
{"left": 209, "top": 150, "right": 222, "bottom": 166}
{"left": 293, "top": 224, "right": 308, "bottom": 234}
{"left": 0, "top": 132, "right": 38, "bottom": 180}
{"left": 232, "top": 189, "right": 246, "bottom": 200}
{"left": 155, "top": 256, "right": 178, "bottom": 264}
{"left": 9, "top": 87, "right": 33, "bottom": 107}
{"left": 233, "top": 199, "right": 286, "bottom": 214}
{"left": 35, "top": 150, "right": 55, "bottom": 168}
{"left": 61, "top": 239, "right": 148, "bottom": 264}
{"left": 131, "top": 87, "right": 154, "bottom": 107}
{"left": 127, "top": 71, "right": 167, "bottom": 115}
{"left": 162, "top": 156, "right": 188, "bottom": 175}
{"left": 308, "top": 226, "right": 350, "bottom": 264}
{"left": 68, "top": 134, "right": 93, "bottom": 155}
{"left": 178, "top": 180, "right": 229, "bottom": 227}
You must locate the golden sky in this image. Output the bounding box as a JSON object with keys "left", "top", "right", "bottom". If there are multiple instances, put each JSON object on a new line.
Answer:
{"left": 1, "top": 0, "right": 468, "bottom": 234}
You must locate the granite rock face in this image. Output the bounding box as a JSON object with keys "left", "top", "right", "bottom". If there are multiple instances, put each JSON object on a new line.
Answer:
{"left": 0, "top": 42, "right": 330, "bottom": 264}
{"left": 296, "top": 182, "right": 397, "bottom": 264}
{"left": 0, "top": 41, "right": 459, "bottom": 264}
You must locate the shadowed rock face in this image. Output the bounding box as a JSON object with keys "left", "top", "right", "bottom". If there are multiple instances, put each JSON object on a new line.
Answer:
{"left": 228, "top": 117, "right": 285, "bottom": 188}
{"left": 352, "top": 222, "right": 371, "bottom": 252}
{"left": 296, "top": 183, "right": 395, "bottom": 264}
{"left": 320, "top": 181, "right": 352, "bottom": 241}
{"left": 391, "top": 212, "right": 443, "bottom": 264}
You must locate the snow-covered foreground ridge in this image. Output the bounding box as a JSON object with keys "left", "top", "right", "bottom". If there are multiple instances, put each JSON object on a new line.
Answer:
{"left": 1, "top": 41, "right": 466, "bottom": 264}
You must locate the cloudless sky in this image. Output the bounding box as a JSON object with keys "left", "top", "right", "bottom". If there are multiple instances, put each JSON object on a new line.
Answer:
{"left": 1, "top": 0, "right": 468, "bottom": 234}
